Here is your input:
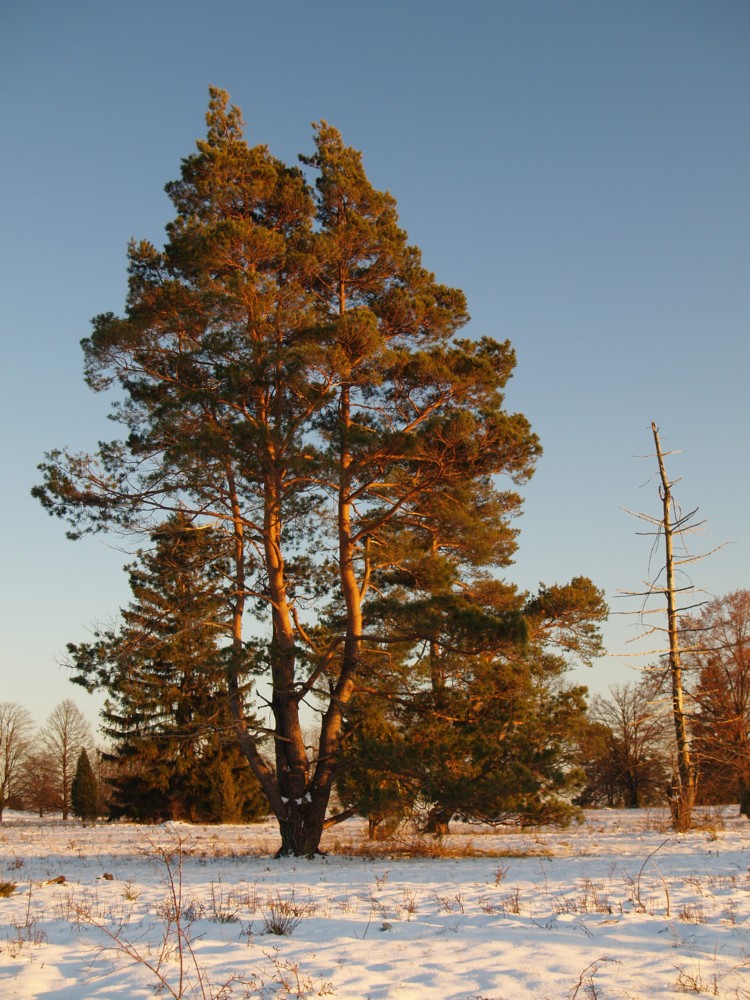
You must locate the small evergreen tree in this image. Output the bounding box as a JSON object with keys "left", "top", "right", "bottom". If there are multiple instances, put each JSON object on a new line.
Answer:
{"left": 411, "top": 652, "right": 588, "bottom": 831}
{"left": 67, "top": 514, "right": 268, "bottom": 823}
{"left": 339, "top": 580, "right": 606, "bottom": 835}
{"left": 71, "top": 749, "right": 100, "bottom": 822}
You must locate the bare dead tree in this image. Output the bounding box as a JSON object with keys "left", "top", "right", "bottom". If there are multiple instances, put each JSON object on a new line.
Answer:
{"left": 618, "top": 423, "right": 722, "bottom": 831}
{"left": 651, "top": 423, "right": 698, "bottom": 830}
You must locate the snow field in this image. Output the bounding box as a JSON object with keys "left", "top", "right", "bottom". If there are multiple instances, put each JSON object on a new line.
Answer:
{"left": 0, "top": 807, "right": 749, "bottom": 999}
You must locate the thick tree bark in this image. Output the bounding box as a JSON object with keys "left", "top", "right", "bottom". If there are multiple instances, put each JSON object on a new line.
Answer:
{"left": 276, "top": 792, "right": 329, "bottom": 858}
{"left": 422, "top": 805, "right": 452, "bottom": 836}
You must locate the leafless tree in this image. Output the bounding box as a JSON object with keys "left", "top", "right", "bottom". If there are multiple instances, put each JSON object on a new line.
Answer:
{"left": 619, "top": 424, "right": 719, "bottom": 830}
{"left": 589, "top": 679, "right": 671, "bottom": 808}
{"left": 0, "top": 702, "right": 34, "bottom": 820}
{"left": 651, "top": 424, "right": 699, "bottom": 829}
{"left": 40, "top": 699, "right": 94, "bottom": 820}
{"left": 21, "top": 750, "right": 59, "bottom": 817}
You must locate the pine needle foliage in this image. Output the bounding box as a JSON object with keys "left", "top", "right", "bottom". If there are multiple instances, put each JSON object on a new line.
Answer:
{"left": 67, "top": 514, "right": 267, "bottom": 823}
{"left": 35, "top": 89, "right": 606, "bottom": 853}
{"left": 71, "top": 749, "right": 100, "bottom": 823}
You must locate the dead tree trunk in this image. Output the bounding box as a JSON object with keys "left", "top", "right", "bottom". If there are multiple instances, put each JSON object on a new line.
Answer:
{"left": 652, "top": 423, "right": 697, "bottom": 831}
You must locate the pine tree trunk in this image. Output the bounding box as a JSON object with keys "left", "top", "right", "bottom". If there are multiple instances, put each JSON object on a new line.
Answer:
{"left": 275, "top": 788, "right": 332, "bottom": 857}
{"left": 423, "top": 805, "right": 452, "bottom": 836}
{"left": 224, "top": 469, "right": 335, "bottom": 856}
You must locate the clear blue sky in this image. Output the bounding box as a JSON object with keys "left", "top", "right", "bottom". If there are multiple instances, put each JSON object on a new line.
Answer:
{"left": 2, "top": 1, "right": 749, "bottom": 732}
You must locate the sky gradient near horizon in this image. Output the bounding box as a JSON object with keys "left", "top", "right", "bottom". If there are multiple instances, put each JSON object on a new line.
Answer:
{"left": 2, "top": 1, "right": 749, "bottom": 731}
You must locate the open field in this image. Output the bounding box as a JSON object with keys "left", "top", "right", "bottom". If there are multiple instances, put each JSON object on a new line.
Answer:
{"left": 1, "top": 807, "right": 749, "bottom": 999}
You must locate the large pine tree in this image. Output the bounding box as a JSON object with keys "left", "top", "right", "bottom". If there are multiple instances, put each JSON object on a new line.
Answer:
{"left": 36, "top": 89, "right": 603, "bottom": 854}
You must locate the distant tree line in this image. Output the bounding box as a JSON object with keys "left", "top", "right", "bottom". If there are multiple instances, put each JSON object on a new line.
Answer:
{"left": 0, "top": 685, "right": 267, "bottom": 826}
{"left": 576, "top": 590, "right": 750, "bottom": 818}
{"left": 3, "top": 590, "right": 747, "bottom": 829}
{"left": 0, "top": 699, "right": 97, "bottom": 821}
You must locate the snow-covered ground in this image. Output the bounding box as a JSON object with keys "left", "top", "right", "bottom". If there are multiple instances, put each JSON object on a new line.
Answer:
{"left": 0, "top": 806, "right": 748, "bottom": 999}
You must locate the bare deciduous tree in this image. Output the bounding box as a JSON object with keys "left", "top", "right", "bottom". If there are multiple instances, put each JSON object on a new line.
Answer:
{"left": 0, "top": 702, "right": 34, "bottom": 820}
{"left": 589, "top": 679, "right": 670, "bottom": 808}
{"left": 21, "top": 750, "right": 59, "bottom": 817}
{"left": 40, "top": 699, "right": 94, "bottom": 820}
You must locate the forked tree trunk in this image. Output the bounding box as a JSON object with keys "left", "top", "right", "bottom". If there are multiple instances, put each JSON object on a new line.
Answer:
{"left": 224, "top": 461, "right": 353, "bottom": 857}
{"left": 276, "top": 792, "right": 331, "bottom": 858}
